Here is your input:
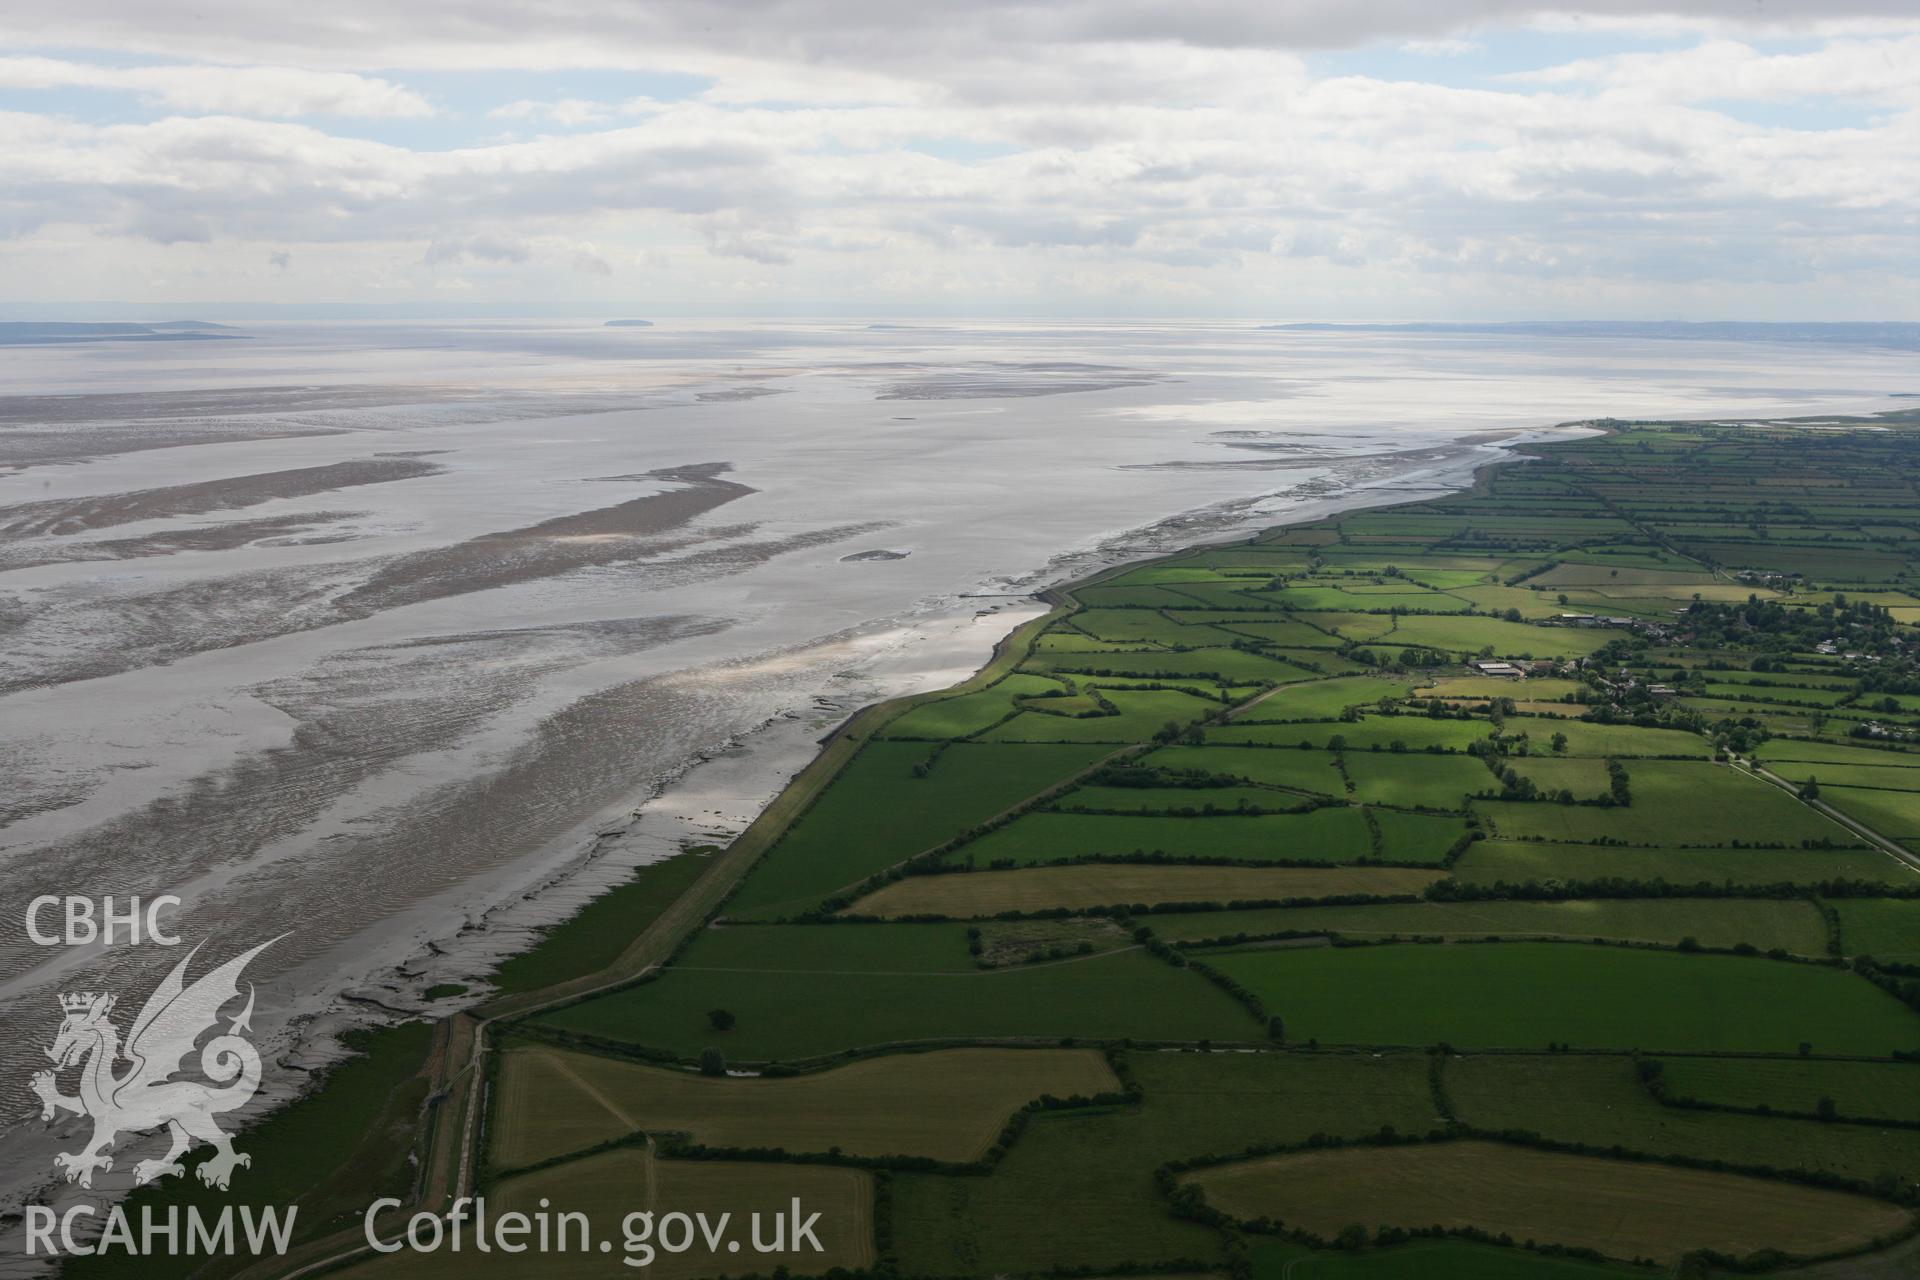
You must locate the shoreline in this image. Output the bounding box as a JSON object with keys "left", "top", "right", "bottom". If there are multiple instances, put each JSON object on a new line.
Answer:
{"left": 373, "top": 424, "right": 1567, "bottom": 1013}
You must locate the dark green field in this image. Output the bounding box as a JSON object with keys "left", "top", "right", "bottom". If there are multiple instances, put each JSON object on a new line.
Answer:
{"left": 1198, "top": 942, "right": 1920, "bottom": 1053}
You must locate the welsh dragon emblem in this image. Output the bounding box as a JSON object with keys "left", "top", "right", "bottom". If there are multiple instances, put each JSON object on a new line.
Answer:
{"left": 31, "top": 939, "right": 276, "bottom": 1191}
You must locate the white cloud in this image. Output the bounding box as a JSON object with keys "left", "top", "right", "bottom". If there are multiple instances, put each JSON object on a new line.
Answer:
{"left": 0, "top": 55, "right": 433, "bottom": 117}
{"left": 1509, "top": 36, "right": 1920, "bottom": 107}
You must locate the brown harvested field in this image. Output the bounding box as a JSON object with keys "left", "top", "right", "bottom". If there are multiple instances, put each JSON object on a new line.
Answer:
{"left": 345, "top": 1151, "right": 873, "bottom": 1279}
{"left": 492, "top": 1044, "right": 1119, "bottom": 1170}
{"left": 1183, "top": 1140, "right": 1911, "bottom": 1265}
{"left": 844, "top": 865, "right": 1442, "bottom": 917}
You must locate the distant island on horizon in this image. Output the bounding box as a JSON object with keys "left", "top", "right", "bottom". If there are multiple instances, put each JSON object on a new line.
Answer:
{"left": 603, "top": 319, "right": 654, "bottom": 327}
{"left": 0, "top": 320, "right": 242, "bottom": 346}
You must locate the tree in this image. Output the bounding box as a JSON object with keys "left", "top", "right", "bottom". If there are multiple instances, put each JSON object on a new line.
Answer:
{"left": 707, "top": 1008, "right": 736, "bottom": 1032}
{"left": 699, "top": 1047, "right": 727, "bottom": 1076}
{"left": 1550, "top": 732, "right": 1568, "bottom": 754}
{"left": 1799, "top": 775, "right": 1821, "bottom": 800}
{"left": 1267, "top": 1014, "right": 1286, "bottom": 1043}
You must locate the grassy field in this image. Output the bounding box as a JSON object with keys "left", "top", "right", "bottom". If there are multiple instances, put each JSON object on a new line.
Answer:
{"left": 1833, "top": 899, "right": 1920, "bottom": 961}
{"left": 981, "top": 688, "right": 1224, "bottom": 742}
{"left": 951, "top": 808, "right": 1380, "bottom": 865}
{"left": 889, "top": 1052, "right": 1438, "bottom": 1275}
{"left": 1212, "top": 715, "right": 1493, "bottom": 752}
{"left": 1341, "top": 753, "right": 1489, "bottom": 809}
{"left": 1025, "top": 646, "right": 1307, "bottom": 684}
{"left": 1141, "top": 744, "right": 1346, "bottom": 794}
{"left": 490, "top": 1044, "right": 1118, "bottom": 1169}
{"left": 845, "top": 864, "right": 1443, "bottom": 915}
{"left": 1235, "top": 676, "right": 1421, "bottom": 721}
{"left": 726, "top": 741, "right": 1109, "bottom": 915}
{"left": 1502, "top": 720, "right": 1712, "bottom": 758}
{"left": 1476, "top": 761, "right": 1860, "bottom": 846}
{"left": 1052, "top": 783, "right": 1307, "bottom": 813}
{"left": 1815, "top": 786, "right": 1920, "bottom": 848}
{"left": 1333, "top": 615, "right": 1615, "bottom": 659}
{"left": 1452, "top": 838, "right": 1917, "bottom": 887}
{"left": 882, "top": 672, "right": 1069, "bottom": 738}
{"left": 1196, "top": 942, "right": 1920, "bottom": 1053}
{"left": 1369, "top": 808, "right": 1471, "bottom": 860}
{"left": 538, "top": 923, "right": 1259, "bottom": 1057}
{"left": 1445, "top": 1055, "right": 1920, "bottom": 1185}
{"left": 346, "top": 1151, "right": 874, "bottom": 1279}
{"left": 1185, "top": 1140, "right": 1909, "bottom": 1264}
{"left": 1656, "top": 1057, "right": 1920, "bottom": 1123}
{"left": 1147, "top": 898, "right": 1829, "bottom": 952}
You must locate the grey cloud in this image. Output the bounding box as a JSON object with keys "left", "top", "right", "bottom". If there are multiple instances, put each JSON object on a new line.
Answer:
{"left": 11, "top": 1, "right": 1919, "bottom": 71}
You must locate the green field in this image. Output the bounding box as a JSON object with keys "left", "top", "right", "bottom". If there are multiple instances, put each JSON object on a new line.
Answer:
{"left": 1453, "top": 838, "right": 1916, "bottom": 887}
{"left": 1051, "top": 783, "right": 1305, "bottom": 813}
{"left": 1499, "top": 719, "right": 1712, "bottom": 758}
{"left": 1141, "top": 744, "right": 1346, "bottom": 794}
{"left": 1187, "top": 1140, "right": 1908, "bottom": 1265}
{"left": 1341, "top": 752, "right": 1490, "bottom": 809}
{"left": 1148, "top": 897, "right": 1829, "bottom": 952}
{"left": 727, "top": 741, "right": 1109, "bottom": 914}
{"left": 889, "top": 1052, "right": 1438, "bottom": 1275}
{"left": 1476, "top": 761, "right": 1859, "bottom": 846}
{"left": 538, "top": 923, "right": 1259, "bottom": 1057}
{"left": 1815, "top": 785, "right": 1920, "bottom": 846}
{"left": 882, "top": 672, "right": 1070, "bottom": 738}
{"left": 1211, "top": 715, "right": 1492, "bottom": 752}
{"left": 1833, "top": 898, "right": 1920, "bottom": 961}
{"left": 1446, "top": 1055, "right": 1920, "bottom": 1185}
{"left": 1196, "top": 942, "right": 1920, "bottom": 1053}
{"left": 950, "top": 807, "right": 1380, "bottom": 865}
{"left": 1656, "top": 1056, "right": 1920, "bottom": 1123}
{"left": 982, "top": 688, "right": 1225, "bottom": 742}
{"left": 846, "top": 863, "right": 1445, "bottom": 916}
{"left": 491, "top": 1044, "right": 1119, "bottom": 1169}
{"left": 1235, "top": 676, "right": 1422, "bottom": 721}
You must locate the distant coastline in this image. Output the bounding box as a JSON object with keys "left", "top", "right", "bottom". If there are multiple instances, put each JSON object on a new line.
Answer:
{"left": 0, "top": 320, "right": 241, "bottom": 346}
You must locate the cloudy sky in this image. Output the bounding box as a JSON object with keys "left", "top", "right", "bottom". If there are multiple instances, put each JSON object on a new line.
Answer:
{"left": 4, "top": 1, "right": 1919, "bottom": 318}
